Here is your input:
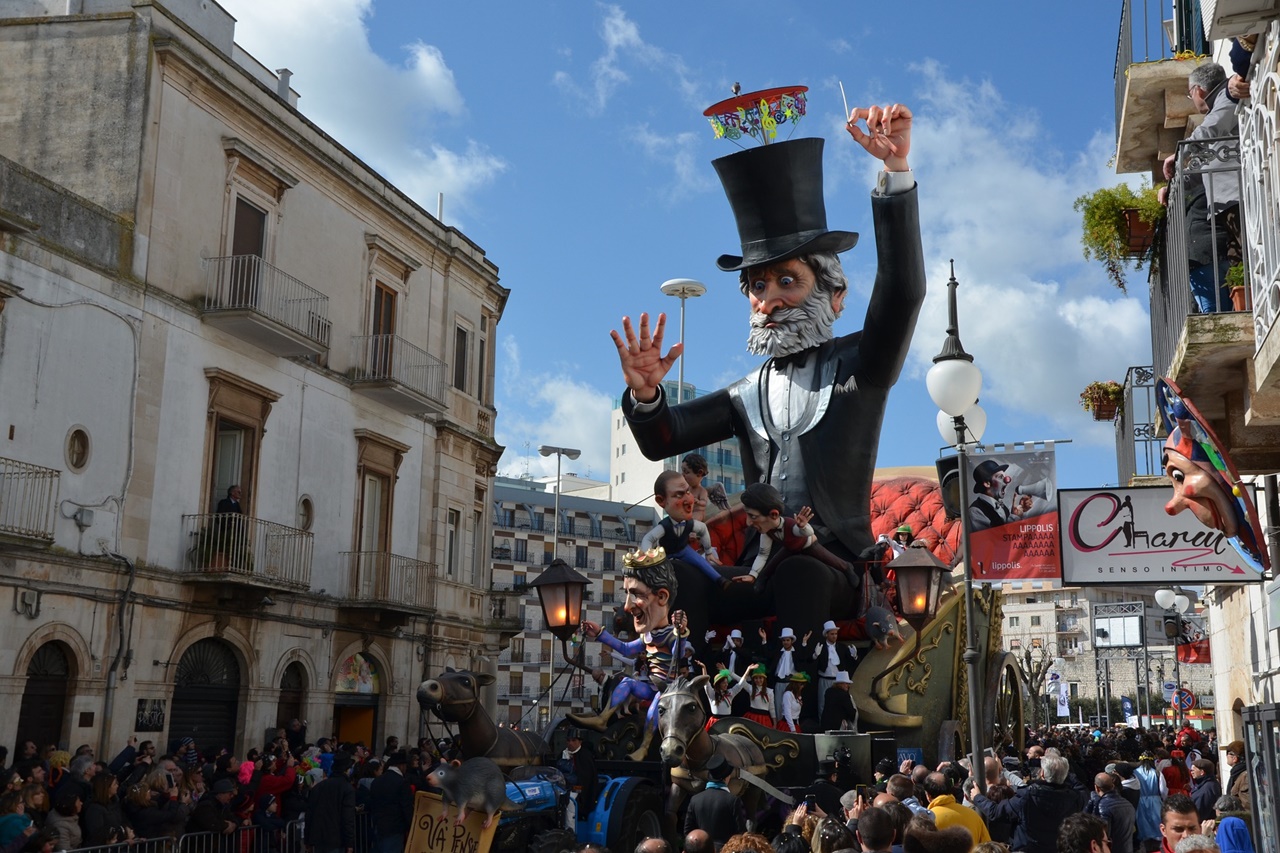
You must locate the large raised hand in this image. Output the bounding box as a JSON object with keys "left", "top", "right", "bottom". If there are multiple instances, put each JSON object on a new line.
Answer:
{"left": 609, "top": 312, "right": 683, "bottom": 404}
{"left": 845, "top": 103, "right": 913, "bottom": 173}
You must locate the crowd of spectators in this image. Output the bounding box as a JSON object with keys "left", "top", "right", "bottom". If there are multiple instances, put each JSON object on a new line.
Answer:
{"left": 569, "top": 721, "right": 1258, "bottom": 853}
{"left": 0, "top": 723, "right": 464, "bottom": 853}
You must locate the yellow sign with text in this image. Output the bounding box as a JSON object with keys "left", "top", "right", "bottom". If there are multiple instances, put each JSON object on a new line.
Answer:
{"left": 405, "top": 790, "right": 498, "bottom": 853}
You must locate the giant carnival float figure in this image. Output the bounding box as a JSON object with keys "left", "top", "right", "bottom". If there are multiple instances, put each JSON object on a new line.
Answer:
{"left": 570, "top": 547, "right": 691, "bottom": 761}
{"left": 610, "top": 94, "right": 925, "bottom": 647}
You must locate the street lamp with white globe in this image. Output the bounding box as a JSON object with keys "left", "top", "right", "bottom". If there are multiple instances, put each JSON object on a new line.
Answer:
{"left": 925, "top": 260, "right": 988, "bottom": 793}
{"left": 660, "top": 278, "right": 706, "bottom": 404}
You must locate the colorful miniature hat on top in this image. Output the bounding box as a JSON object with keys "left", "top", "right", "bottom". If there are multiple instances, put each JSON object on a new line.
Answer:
{"left": 787, "top": 671, "right": 810, "bottom": 683}
{"left": 703, "top": 86, "right": 856, "bottom": 272}
{"left": 750, "top": 664, "right": 767, "bottom": 678}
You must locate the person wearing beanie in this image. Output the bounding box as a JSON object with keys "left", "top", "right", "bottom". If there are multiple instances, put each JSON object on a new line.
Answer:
{"left": 305, "top": 754, "right": 355, "bottom": 853}
{"left": 1223, "top": 741, "right": 1249, "bottom": 810}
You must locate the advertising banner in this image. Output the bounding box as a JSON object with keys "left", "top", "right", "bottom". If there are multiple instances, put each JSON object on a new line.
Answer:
{"left": 1057, "top": 688, "right": 1070, "bottom": 717}
{"left": 964, "top": 448, "right": 1060, "bottom": 583}
{"left": 1059, "top": 487, "right": 1264, "bottom": 585}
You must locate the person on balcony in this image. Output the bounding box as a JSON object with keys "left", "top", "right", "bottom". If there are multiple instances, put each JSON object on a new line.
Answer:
{"left": 216, "top": 485, "right": 243, "bottom": 514}
{"left": 1164, "top": 62, "right": 1242, "bottom": 313}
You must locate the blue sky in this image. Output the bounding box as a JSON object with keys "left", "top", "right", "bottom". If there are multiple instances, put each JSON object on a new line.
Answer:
{"left": 220, "top": 0, "right": 1151, "bottom": 489}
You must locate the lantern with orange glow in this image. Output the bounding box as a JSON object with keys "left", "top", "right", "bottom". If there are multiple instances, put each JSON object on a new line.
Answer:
{"left": 529, "top": 558, "right": 591, "bottom": 642}
{"left": 890, "top": 547, "right": 949, "bottom": 634}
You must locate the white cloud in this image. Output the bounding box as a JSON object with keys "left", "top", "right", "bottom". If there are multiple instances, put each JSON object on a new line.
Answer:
{"left": 217, "top": 0, "right": 505, "bottom": 219}
{"left": 631, "top": 126, "right": 713, "bottom": 201}
{"left": 494, "top": 336, "right": 614, "bottom": 481}
{"left": 554, "top": 4, "right": 703, "bottom": 114}
{"left": 825, "top": 60, "right": 1153, "bottom": 446}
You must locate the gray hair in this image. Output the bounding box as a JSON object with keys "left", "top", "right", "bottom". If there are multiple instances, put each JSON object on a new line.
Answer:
{"left": 1215, "top": 794, "right": 1243, "bottom": 812}
{"left": 738, "top": 251, "right": 849, "bottom": 303}
{"left": 1175, "top": 836, "right": 1219, "bottom": 853}
{"left": 1041, "top": 754, "right": 1070, "bottom": 785}
{"left": 69, "top": 755, "right": 95, "bottom": 779}
{"left": 1188, "top": 63, "right": 1227, "bottom": 94}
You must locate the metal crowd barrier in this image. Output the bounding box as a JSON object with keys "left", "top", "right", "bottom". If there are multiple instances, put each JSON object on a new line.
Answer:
{"left": 65, "top": 813, "right": 378, "bottom": 853}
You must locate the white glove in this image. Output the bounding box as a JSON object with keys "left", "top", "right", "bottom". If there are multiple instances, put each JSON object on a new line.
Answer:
{"left": 705, "top": 630, "right": 717, "bottom": 642}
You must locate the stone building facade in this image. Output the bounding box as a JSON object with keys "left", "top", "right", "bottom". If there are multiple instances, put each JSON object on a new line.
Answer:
{"left": 0, "top": 0, "right": 509, "bottom": 755}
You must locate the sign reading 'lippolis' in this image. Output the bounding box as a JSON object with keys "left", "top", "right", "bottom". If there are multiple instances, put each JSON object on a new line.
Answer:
{"left": 1058, "top": 487, "right": 1265, "bottom": 584}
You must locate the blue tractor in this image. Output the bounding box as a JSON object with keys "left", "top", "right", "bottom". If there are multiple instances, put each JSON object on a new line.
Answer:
{"left": 494, "top": 765, "right": 665, "bottom": 853}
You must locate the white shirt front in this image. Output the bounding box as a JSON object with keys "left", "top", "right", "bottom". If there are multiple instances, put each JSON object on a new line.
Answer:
{"left": 776, "top": 647, "right": 795, "bottom": 679}
{"left": 817, "top": 641, "right": 841, "bottom": 678}
{"left": 782, "top": 691, "right": 802, "bottom": 731}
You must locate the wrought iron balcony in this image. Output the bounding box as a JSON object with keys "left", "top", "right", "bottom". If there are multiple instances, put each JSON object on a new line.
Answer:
{"left": 202, "top": 255, "right": 330, "bottom": 357}
{"left": 350, "top": 334, "right": 448, "bottom": 414}
{"left": 1150, "top": 137, "right": 1253, "bottom": 420}
{"left": 182, "top": 513, "right": 312, "bottom": 590}
{"left": 1113, "top": 0, "right": 1208, "bottom": 172}
{"left": 342, "top": 551, "right": 436, "bottom": 611}
{"left": 1115, "top": 366, "right": 1162, "bottom": 486}
{"left": 0, "top": 456, "right": 59, "bottom": 542}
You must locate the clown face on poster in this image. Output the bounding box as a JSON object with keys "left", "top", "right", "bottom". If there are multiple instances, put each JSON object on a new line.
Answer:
{"left": 965, "top": 448, "right": 1060, "bottom": 583}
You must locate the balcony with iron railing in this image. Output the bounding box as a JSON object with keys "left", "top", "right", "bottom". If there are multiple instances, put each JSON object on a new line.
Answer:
{"left": 1150, "top": 137, "right": 1254, "bottom": 429}
{"left": 486, "top": 614, "right": 524, "bottom": 633}
{"left": 201, "top": 255, "right": 330, "bottom": 357}
{"left": 1113, "top": 0, "right": 1207, "bottom": 173}
{"left": 489, "top": 580, "right": 530, "bottom": 594}
{"left": 1115, "top": 366, "right": 1163, "bottom": 486}
{"left": 350, "top": 334, "right": 448, "bottom": 415}
{"left": 182, "top": 513, "right": 312, "bottom": 590}
{"left": 0, "top": 456, "right": 60, "bottom": 543}
{"left": 341, "top": 551, "right": 436, "bottom": 612}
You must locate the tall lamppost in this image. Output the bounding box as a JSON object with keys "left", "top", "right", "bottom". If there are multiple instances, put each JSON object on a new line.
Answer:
{"left": 529, "top": 557, "right": 591, "bottom": 727}
{"left": 925, "top": 261, "right": 989, "bottom": 793}
{"left": 539, "top": 445, "right": 581, "bottom": 557}
{"left": 660, "top": 278, "right": 706, "bottom": 404}
{"left": 538, "top": 444, "right": 581, "bottom": 725}
{"left": 1154, "top": 587, "right": 1193, "bottom": 725}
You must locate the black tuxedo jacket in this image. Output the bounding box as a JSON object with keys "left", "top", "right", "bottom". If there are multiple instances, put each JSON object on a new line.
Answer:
{"left": 623, "top": 188, "right": 926, "bottom": 556}
{"left": 820, "top": 686, "right": 858, "bottom": 730}
{"left": 764, "top": 642, "right": 804, "bottom": 685}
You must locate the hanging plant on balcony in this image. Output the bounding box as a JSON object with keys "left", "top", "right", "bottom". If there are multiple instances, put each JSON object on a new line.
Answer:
{"left": 1079, "top": 380, "right": 1125, "bottom": 422}
{"left": 1073, "top": 182, "right": 1165, "bottom": 292}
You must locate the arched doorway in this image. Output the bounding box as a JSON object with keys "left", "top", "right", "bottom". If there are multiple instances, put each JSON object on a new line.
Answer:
{"left": 276, "top": 662, "right": 306, "bottom": 729}
{"left": 332, "top": 652, "right": 380, "bottom": 747}
{"left": 16, "top": 642, "right": 72, "bottom": 752}
{"left": 169, "top": 638, "right": 241, "bottom": 754}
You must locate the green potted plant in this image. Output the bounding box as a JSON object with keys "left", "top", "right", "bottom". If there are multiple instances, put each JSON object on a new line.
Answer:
{"left": 1074, "top": 183, "right": 1165, "bottom": 292}
{"left": 1226, "top": 263, "right": 1247, "bottom": 311}
{"left": 1080, "top": 380, "right": 1125, "bottom": 422}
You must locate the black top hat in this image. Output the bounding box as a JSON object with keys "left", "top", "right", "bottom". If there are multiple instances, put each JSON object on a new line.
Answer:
{"left": 706, "top": 753, "right": 734, "bottom": 780}
{"left": 565, "top": 728, "right": 583, "bottom": 741}
{"left": 971, "top": 460, "right": 1009, "bottom": 492}
{"left": 817, "top": 758, "right": 837, "bottom": 777}
{"left": 713, "top": 137, "right": 858, "bottom": 272}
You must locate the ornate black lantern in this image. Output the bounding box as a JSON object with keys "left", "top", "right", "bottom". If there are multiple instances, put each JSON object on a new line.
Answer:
{"left": 528, "top": 558, "right": 591, "bottom": 642}
{"left": 890, "top": 546, "right": 949, "bottom": 633}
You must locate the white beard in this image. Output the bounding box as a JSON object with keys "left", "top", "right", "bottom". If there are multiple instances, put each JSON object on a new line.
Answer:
{"left": 746, "top": 289, "right": 839, "bottom": 358}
